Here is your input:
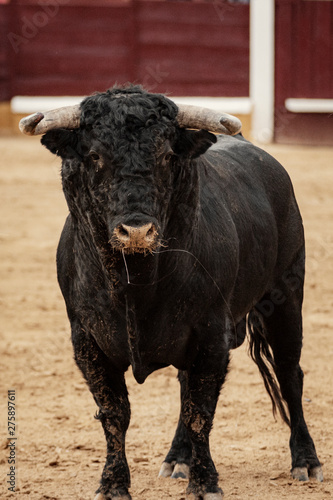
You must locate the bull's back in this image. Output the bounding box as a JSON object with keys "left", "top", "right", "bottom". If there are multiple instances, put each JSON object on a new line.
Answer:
{"left": 204, "top": 134, "right": 303, "bottom": 256}
{"left": 200, "top": 134, "right": 304, "bottom": 318}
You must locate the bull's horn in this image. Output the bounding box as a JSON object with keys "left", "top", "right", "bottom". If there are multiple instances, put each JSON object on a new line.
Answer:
{"left": 19, "top": 101, "right": 242, "bottom": 136}
{"left": 176, "top": 104, "right": 242, "bottom": 135}
{"left": 19, "top": 104, "right": 81, "bottom": 136}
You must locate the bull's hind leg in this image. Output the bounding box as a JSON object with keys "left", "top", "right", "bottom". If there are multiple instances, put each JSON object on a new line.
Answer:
{"left": 159, "top": 371, "right": 192, "bottom": 480}
{"left": 160, "top": 338, "right": 229, "bottom": 500}
{"left": 182, "top": 353, "right": 228, "bottom": 500}
{"left": 71, "top": 322, "right": 131, "bottom": 500}
{"left": 159, "top": 414, "right": 192, "bottom": 479}
{"left": 252, "top": 254, "right": 322, "bottom": 482}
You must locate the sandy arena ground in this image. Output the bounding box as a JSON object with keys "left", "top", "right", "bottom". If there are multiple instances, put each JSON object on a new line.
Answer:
{"left": 0, "top": 135, "right": 332, "bottom": 500}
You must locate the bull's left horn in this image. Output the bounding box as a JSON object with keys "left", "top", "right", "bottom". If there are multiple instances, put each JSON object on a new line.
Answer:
{"left": 176, "top": 104, "right": 242, "bottom": 136}
{"left": 19, "top": 104, "right": 81, "bottom": 136}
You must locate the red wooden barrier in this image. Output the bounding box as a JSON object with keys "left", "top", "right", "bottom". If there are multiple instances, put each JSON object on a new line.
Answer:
{"left": 0, "top": 0, "right": 249, "bottom": 100}
{"left": 0, "top": 3, "right": 10, "bottom": 101}
{"left": 275, "top": 0, "right": 333, "bottom": 145}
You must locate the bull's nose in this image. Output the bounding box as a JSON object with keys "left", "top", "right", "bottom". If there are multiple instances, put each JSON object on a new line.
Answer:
{"left": 114, "top": 223, "right": 158, "bottom": 249}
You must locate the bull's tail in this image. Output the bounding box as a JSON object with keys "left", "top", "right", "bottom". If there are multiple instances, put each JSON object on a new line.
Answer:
{"left": 247, "top": 309, "right": 290, "bottom": 427}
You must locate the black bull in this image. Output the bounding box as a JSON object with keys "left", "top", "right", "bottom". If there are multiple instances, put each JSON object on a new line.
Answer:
{"left": 37, "top": 87, "right": 322, "bottom": 499}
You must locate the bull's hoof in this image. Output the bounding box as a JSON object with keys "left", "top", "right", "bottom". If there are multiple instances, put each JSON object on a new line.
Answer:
{"left": 186, "top": 486, "right": 223, "bottom": 500}
{"left": 171, "top": 463, "right": 190, "bottom": 479}
{"left": 158, "top": 461, "right": 175, "bottom": 478}
{"left": 292, "top": 464, "right": 324, "bottom": 483}
{"left": 309, "top": 466, "right": 324, "bottom": 482}
{"left": 94, "top": 492, "right": 132, "bottom": 500}
{"left": 203, "top": 495, "right": 224, "bottom": 500}
{"left": 158, "top": 461, "right": 189, "bottom": 479}
{"left": 291, "top": 466, "right": 309, "bottom": 481}
{"left": 186, "top": 493, "right": 223, "bottom": 500}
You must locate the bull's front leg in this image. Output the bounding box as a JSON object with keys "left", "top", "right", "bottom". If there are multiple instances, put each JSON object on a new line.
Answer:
{"left": 71, "top": 322, "right": 131, "bottom": 500}
{"left": 181, "top": 345, "right": 229, "bottom": 500}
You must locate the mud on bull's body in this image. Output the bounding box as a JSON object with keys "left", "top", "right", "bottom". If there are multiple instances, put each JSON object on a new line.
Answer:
{"left": 20, "top": 85, "right": 323, "bottom": 499}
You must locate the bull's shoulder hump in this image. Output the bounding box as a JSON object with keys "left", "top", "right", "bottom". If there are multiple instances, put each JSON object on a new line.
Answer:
{"left": 209, "top": 134, "right": 272, "bottom": 160}
{"left": 207, "top": 134, "right": 290, "bottom": 180}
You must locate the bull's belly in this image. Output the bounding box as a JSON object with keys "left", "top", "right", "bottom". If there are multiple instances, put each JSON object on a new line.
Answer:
{"left": 87, "top": 312, "right": 196, "bottom": 381}
{"left": 83, "top": 260, "right": 277, "bottom": 381}
{"left": 128, "top": 325, "right": 196, "bottom": 383}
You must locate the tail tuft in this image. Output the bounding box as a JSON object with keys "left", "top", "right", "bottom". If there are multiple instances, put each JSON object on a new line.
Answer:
{"left": 247, "top": 309, "right": 290, "bottom": 427}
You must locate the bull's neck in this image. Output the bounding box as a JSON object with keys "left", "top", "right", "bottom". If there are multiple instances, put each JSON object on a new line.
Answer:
{"left": 166, "top": 158, "right": 200, "bottom": 245}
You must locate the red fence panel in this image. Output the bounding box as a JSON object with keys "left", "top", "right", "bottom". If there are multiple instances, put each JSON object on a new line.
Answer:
{"left": 8, "top": 3, "right": 135, "bottom": 96}
{"left": 0, "top": 4, "right": 10, "bottom": 101}
{"left": 275, "top": 0, "right": 333, "bottom": 145}
{"left": 137, "top": 0, "right": 249, "bottom": 96}
{"left": 1, "top": 0, "right": 249, "bottom": 100}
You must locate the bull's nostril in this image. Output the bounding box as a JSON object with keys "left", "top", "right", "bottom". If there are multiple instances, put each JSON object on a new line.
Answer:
{"left": 118, "top": 225, "right": 129, "bottom": 237}
{"left": 147, "top": 226, "right": 155, "bottom": 236}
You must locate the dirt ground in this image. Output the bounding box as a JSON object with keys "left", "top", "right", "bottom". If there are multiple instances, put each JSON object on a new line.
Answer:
{"left": 0, "top": 135, "right": 332, "bottom": 500}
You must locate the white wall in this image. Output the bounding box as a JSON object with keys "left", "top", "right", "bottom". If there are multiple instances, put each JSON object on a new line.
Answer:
{"left": 250, "top": 0, "right": 275, "bottom": 143}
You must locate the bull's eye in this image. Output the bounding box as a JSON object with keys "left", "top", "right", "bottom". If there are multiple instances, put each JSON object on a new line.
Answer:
{"left": 89, "top": 150, "right": 100, "bottom": 162}
{"left": 164, "top": 152, "right": 174, "bottom": 162}
{"left": 164, "top": 150, "right": 177, "bottom": 164}
{"left": 88, "top": 150, "right": 103, "bottom": 172}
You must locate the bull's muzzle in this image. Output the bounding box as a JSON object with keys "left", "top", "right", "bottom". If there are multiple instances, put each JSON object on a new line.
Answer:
{"left": 113, "top": 223, "right": 158, "bottom": 253}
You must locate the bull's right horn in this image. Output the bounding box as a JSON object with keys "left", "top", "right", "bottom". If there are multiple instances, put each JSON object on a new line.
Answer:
{"left": 19, "top": 104, "right": 81, "bottom": 136}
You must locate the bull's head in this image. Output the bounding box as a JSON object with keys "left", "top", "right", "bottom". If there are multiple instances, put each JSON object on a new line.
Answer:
{"left": 20, "top": 86, "right": 241, "bottom": 254}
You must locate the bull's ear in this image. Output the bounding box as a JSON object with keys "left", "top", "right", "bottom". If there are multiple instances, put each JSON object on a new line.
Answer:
{"left": 175, "top": 129, "right": 217, "bottom": 159}
{"left": 41, "top": 129, "right": 80, "bottom": 159}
